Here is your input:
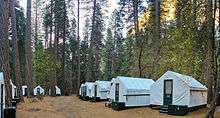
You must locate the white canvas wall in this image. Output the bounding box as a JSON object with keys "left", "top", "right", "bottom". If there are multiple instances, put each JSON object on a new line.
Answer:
{"left": 125, "top": 96, "right": 150, "bottom": 107}
{"left": 91, "top": 81, "right": 111, "bottom": 99}
{"left": 85, "top": 82, "right": 94, "bottom": 97}
{"left": 108, "top": 78, "right": 115, "bottom": 100}
{"left": 112, "top": 77, "right": 153, "bottom": 107}
{"left": 189, "top": 90, "right": 207, "bottom": 107}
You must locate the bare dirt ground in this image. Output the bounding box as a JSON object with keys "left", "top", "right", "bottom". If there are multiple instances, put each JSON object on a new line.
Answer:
{"left": 17, "top": 96, "right": 220, "bottom": 118}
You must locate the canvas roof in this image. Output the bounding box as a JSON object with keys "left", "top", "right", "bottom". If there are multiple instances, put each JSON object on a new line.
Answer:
{"left": 34, "top": 85, "right": 44, "bottom": 90}
{"left": 162, "top": 71, "right": 207, "bottom": 90}
{"left": 117, "top": 76, "right": 154, "bottom": 90}
{"left": 85, "top": 82, "right": 94, "bottom": 89}
{"left": 95, "top": 81, "right": 111, "bottom": 90}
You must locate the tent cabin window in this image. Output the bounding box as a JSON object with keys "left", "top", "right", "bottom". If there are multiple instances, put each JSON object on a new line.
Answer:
{"left": 37, "top": 88, "right": 41, "bottom": 94}
{"left": 94, "top": 85, "right": 97, "bottom": 97}
{"left": 163, "top": 80, "right": 173, "bottom": 105}
{"left": 115, "top": 83, "right": 119, "bottom": 102}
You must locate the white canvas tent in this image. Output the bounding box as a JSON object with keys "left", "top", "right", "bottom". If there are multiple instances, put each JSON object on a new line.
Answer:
{"left": 49, "top": 86, "right": 61, "bottom": 96}
{"left": 150, "top": 71, "right": 207, "bottom": 108}
{"left": 22, "top": 85, "right": 27, "bottom": 96}
{"left": 91, "top": 80, "right": 111, "bottom": 100}
{"left": 110, "top": 76, "right": 155, "bottom": 107}
{"left": 84, "top": 82, "right": 95, "bottom": 98}
{"left": 33, "top": 85, "right": 45, "bottom": 95}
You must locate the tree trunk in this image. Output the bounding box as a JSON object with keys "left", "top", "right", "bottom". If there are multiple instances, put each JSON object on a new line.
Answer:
{"left": 25, "top": 0, "right": 33, "bottom": 97}
{"left": 89, "top": 0, "right": 96, "bottom": 81}
{"left": 206, "top": 0, "right": 215, "bottom": 104}
{"left": 61, "top": 20, "right": 66, "bottom": 95}
{"left": 49, "top": 0, "right": 53, "bottom": 48}
{"left": 77, "top": 0, "right": 81, "bottom": 93}
{"left": 205, "top": 0, "right": 218, "bottom": 117}
{"left": 34, "top": 1, "right": 38, "bottom": 46}
{"left": 10, "top": 0, "right": 24, "bottom": 102}
{"left": 132, "top": 0, "right": 142, "bottom": 77}
{"left": 152, "top": 0, "right": 161, "bottom": 78}
{"left": 0, "top": 0, "right": 12, "bottom": 107}
{"left": 45, "top": 26, "right": 48, "bottom": 48}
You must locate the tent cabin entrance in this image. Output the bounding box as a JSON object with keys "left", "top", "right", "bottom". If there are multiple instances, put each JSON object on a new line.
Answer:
{"left": 37, "top": 88, "right": 41, "bottom": 94}
{"left": 94, "top": 85, "right": 97, "bottom": 97}
{"left": 115, "top": 83, "right": 119, "bottom": 102}
{"left": 24, "top": 88, "right": 27, "bottom": 96}
{"left": 82, "top": 86, "right": 87, "bottom": 97}
{"left": 163, "top": 80, "right": 173, "bottom": 106}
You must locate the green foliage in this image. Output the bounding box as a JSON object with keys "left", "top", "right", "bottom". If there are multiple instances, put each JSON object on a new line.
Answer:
{"left": 33, "top": 42, "right": 60, "bottom": 88}
{"left": 103, "top": 28, "right": 114, "bottom": 80}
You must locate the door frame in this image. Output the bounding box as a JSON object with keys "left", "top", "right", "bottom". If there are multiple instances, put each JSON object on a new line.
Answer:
{"left": 163, "top": 79, "right": 173, "bottom": 105}
{"left": 94, "top": 85, "right": 97, "bottom": 97}
{"left": 115, "top": 83, "right": 119, "bottom": 102}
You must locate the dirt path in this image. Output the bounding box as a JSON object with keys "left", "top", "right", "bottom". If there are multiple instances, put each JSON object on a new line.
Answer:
{"left": 17, "top": 96, "right": 220, "bottom": 118}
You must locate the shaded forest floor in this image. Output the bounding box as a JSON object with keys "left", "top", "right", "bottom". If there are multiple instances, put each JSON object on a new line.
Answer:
{"left": 17, "top": 96, "right": 220, "bottom": 118}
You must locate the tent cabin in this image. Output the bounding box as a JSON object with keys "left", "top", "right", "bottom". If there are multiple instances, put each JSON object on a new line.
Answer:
{"left": 22, "top": 85, "right": 27, "bottom": 96}
{"left": 110, "top": 76, "right": 155, "bottom": 110}
{"left": 84, "top": 82, "right": 95, "bottom": 100}
{"left": 49, "top": 86, "right": 61, "bottom": 96}
{"left": 33, "top": 85, "right": 45, "bottom": 96}
{"left": 91, "top": 80, "right": 111, "bottom": 101}
{"left": 150, "top": 71, "right": 207, "bottom": 115}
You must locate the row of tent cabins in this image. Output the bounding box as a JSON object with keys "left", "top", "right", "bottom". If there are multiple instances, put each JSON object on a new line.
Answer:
{"left": 79, "top": 71, "right": 208, "bottom": 116}
{"left": 22, "top": 85, "right": 61, "bottom": 96}
{"left": 0, "top": 72, "right": 61, "bottom": 118}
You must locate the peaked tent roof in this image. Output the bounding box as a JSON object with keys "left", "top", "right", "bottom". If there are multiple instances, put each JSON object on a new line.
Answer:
{"left": 34, "top": 85, "right": 44, "bottom": 90}
{"left": 85, "top": 82, "right": 94, "bottom": 89}
{"left": 96, "top": 81, "right": 111, "bottom": 90}
{"left": 117, "top": 76, "right": 154, "bottom": 90}
{"left": 162, "top": 71, "right": 207, "bottom": 90}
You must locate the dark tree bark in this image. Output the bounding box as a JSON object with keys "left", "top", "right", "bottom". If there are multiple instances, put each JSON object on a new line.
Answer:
{"left": 205, "top": 0, "right": 215, "bottom": 105}
{"left": 34, "top": 0, "right": 38, "bottom": 46}
{"left": 25, "top": 0, "right": 33, "bottom": 97}
{"left": 49, "top": 0, "right": 53, "bottom": 48}
{"left": 205, "top": 0, "right": 219, "bottom": 117}
{"left": 151, "top": 0, "right": 161, "bottom": 78}
{"left": 132, "top": 0, "right": 143, "bottom": 77}
{"left": 77, "top": 0, "right": 81, "bottom": 93}
{"left": 10, "top": 0, "right": 24, "bottom": 102}
{"left": 89, "top": 0, "right": 97, "bottom": 81}
{"left": 0, "top": 0, "right": 12, "bottom": 107}
{"left": 61, "top": 2, "right": 66, "bottom": 95}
